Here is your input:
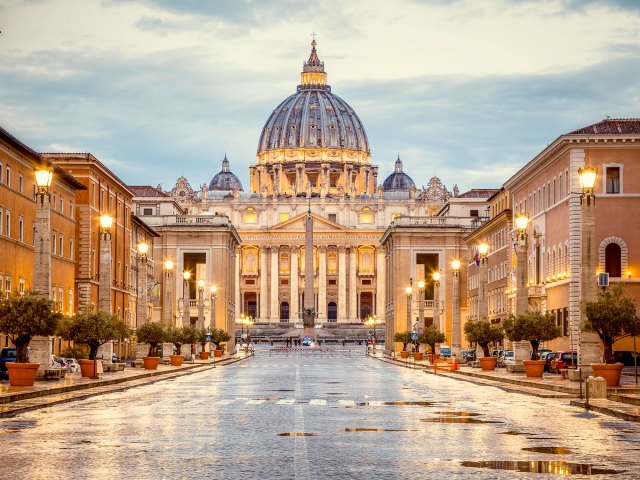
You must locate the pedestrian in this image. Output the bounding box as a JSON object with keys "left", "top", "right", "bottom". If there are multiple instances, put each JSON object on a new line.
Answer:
{"left": 26, "top": 346, "right": 30, "bottom": 362}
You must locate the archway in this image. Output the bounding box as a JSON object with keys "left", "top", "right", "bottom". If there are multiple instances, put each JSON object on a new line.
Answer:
{"left": 327, "top": 302, "right": 337, "bottom": 322}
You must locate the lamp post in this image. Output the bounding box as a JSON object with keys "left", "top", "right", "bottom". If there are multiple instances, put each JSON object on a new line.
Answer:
{"left": 33, "top": 168, "right": 53, "bottom": 297}
{"left": 405, "top": 284, "right": 413, "bottom": 333}
{"left": 197, "top": 279, "right": 205, "bottom": 332}
{"left": 136, "top": 241, "right": 149, "bottom": 329}
{"left": 210, "top": 285, "right": 217, "bottom": 329}
{"left": 478, "top": 242, "right": 489, "bottom": 323}
{"left": 514, "top": 212, "right": 532, "bottom": 363}
{"left": 432, "top": 271, "right": 441, "bottom": 330}
{"left": 366, "top": 315, "right": 379, "bottom": 354}
{"left": 418, "top": 280, "right": 426, "bottom": 328}
{"left": 451, "top": 259, "right": 461, "bottom": 357}
{"left": 98, "top": 213, "right": 113, "bottom": 314}
{"left": 163, "top": 260, "right": 174, "bottom": 326}
{"left": 239, "top": 314, "right": 254, "bottom": 353}
{"left": 182, "top": 271, "right": 191, "bottom": 327}
{"left": 579, "top": 165, "right": 600, "bottom": 369}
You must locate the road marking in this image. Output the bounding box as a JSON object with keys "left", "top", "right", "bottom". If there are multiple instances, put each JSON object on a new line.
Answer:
{"left": 367, "top": 401, "right": 384, "bottom": 406}
{"left": 277, "top": 399, "right": 295, "bottom": 405}
{"left": 338, "top": 400, "right": 356, "bottom": 407}
{"left": 246, "top": 399, "right": 265, "bottom": 405}
{"left": 309, "top": 399, "right": 326, "bottom": 406}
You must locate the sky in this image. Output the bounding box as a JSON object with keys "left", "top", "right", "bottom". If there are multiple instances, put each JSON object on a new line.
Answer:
{"left": 1, "top": 0, "right": 639, "bottom": 194}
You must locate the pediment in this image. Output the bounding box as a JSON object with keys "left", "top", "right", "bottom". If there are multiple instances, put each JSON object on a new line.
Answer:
{"left": 272, "top": 213, "right": 348, "bottom": 232}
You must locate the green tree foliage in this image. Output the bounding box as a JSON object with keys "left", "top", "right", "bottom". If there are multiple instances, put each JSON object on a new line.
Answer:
{"left": 582, "top": 283, "right": 640, "bottom": 363}
{"left": 0, "top": 291, "right": 62, "bottom": 362}
{"left": 393, "top": 331, "right": 413, "bottom": 352}
{"left": 58, "top": 310, "right": 131, "bottom": 360}
{"left": 464, "top": 320, "right": 504, "bottom": 357}
{"left": 418, "top": 325, "right": 447, "bottom": 355}
{"left": 166, "top": 326, "right": 198, "bottom": 355}
{"left": 136, "top": 322, "right": 167, "bottom": 357}
{"left": 210, "top": 328, "right": 231, "bottom": 350}
{"left": 503, "top": 311, "right": 561, "bottom": 360}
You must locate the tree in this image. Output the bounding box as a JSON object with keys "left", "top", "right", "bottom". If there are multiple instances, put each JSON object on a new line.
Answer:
{"left": 393, "top": 331, "right": 413, "bottom": 352}
{"left": 503, "top": 311, "right": 561, "bottom": 360}
{"left": 136, "top": 322, "right": 167, "bottom": 357}
{"left": 210, "top": 328, "right": 231, "bottom": 350}
{"left": 418, "top": 325, "right": 446, "bottom": 355}
{"left": 0, "top": 291, "right": 62, "bottom": 363}
{"left": 166, "top": 326, "right": 198, "bottom": 355}
{"left": 464, "top": 320, "right": 504, "bottom": 357}
{"left": 58, "top": 310, "right": 131, "bottom": 360}
{"left": 582, "top": 283, "right": 640, "bottom": 363}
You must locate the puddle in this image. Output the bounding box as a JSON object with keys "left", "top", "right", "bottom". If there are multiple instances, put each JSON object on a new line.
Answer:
{"left": 271, "top": 389, "right": 294, "bottom": 392}
{"left": 326, "top": 392, "right": 347, "bottom": 395}
{"left": 522, "top": 447, "right": 573, "bottom": 455}
{"left": 384, "top": 401, "right": 446, "bottom": 407}
{"left": 2, "top": 420, "right": 37, "bottom": 433}
{"left": 342, "top": 427, "right": 411, "bottom": 432}
{"left": 276, "top": 432, "right": 319, "bottom": 437}
{"left": 461, "top": 460, "right": 623, "bottom": 475}
{"left": 433, "top": 411, "right": 481, "bottom": 417}
{"left": 421, "top": 417, "right": 501, "bottom": 424}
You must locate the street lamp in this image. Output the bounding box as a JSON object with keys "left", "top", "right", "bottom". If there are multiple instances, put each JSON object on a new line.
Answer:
{"left": 451, "top": 259, "right": 461, "bottom": 356}
{"left": 136, "top": 239, "right": 150, "bottom": 329}
{"left": 417, "top": 279, "right": 426, "bottom": 329}
{"left": 366, "top": 315, "right": 379, "bottom": 353}
{"left": 478, "top": 242, "right": 489, "bottom": 323}
{"left": 405, "top": 284, "right": 413, "bottom": 332}
{"left": 98, "top": 213, "right": 113, "bottom": 315}
{"left": 34, "top": 168, "right": 53, "bottom": 203}
{"left": 513, "top": 212, "right": 531, "bottom": 363}
{"left": 432, "top": 271, "right": 441, "bottom": 330}
{"left": 182, "top": 271, "right": 191, "bottom": 326}
{"left": 33, "top": 168, "right": 53, "bottom": 297}
{"left": 239, "top": 314, "right": 254, "bottom": 353}
{"left": 579, "top": 165, "right": 599, "bottom": 368}
{"left": 99, "top": 214, "right": 113, "bottom": 238}
{"left": 163, "top": 260, "right": 174, "bottom": 326}
{"left": 210, "top": 285, "right": 217, "bottom": 329}
{"left": 197, "top": 279, "right": 205, "bottom": 331}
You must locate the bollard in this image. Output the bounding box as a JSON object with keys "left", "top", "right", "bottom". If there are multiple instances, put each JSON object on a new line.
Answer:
{"left": 585, "top": 376, "right": 590, "bottom": 410}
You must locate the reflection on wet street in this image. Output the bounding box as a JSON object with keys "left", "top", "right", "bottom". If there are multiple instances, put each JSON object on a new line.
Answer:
{"left": 1, "top": 347, "right": 639, "bottom": 479}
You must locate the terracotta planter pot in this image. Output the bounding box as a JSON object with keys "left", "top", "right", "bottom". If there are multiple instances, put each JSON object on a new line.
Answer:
{"left": 6, "top": 362, "right": 39, "bottom": 386}
{"left": 79, "top": 359, "right": 99, "bottom": 378}
{"left": 414, "top": 352, "right": 424, "bottom": 361}
{"left": 523, "top": 360, "right": 546, "bottom": 378}
{"left": 400, "top": 351, "right": 409, "bottom": 359}
{"left": 200, "top": 352, "right": 210, "bottom": 360}
{"left": 170, "top": 355, "right": 183, "bottom": 366}
{"left": 592, "top": 363, "right": 624, "bottom": 386}
{"left": 479, "top": 356, "right": 497, "bottom": 371}
{"left": 143, "top": 357, "right": 160, "bottom": 370}
{"left": 214, "top": 350, "right": 223, "bottom": 358}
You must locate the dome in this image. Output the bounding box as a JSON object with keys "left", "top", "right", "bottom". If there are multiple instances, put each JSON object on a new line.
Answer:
{"left": 209, "top": 155, "right": 244, "bottom": 191}
{"left": 257, "top": 40, "right": 370, "bottom": 158}
{"left": 382, "top": 156, "right": 415, "bottom": 191}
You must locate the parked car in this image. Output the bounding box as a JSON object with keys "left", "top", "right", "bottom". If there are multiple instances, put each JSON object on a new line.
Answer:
{"left": 0, "top": 347, "right": 17, "bottom": 380}
{"left": 538, "top": 348, "right": 552, "bottom": 360}
{"left": 611, "top": 351, "right": 640, "bottom": 366}
{"left": 63, "top": 358, "right": 80, "bottom": 373}
{"left": 549, "top": 351, "right": 578, "bottom": 373}
{"left": 491, "top": 349, "right": 504, "bottom": 358}
{"left": 112, "top": 352, "right": 121, "bottom": 363}
{"left": 502, "top": 350, "right": 515, "bottom": 366}
{"left": 51, "top": 355, "right": 66, "bottom": 367}
{"left": 461, "top": 349, "right": 476, "bottom": 363}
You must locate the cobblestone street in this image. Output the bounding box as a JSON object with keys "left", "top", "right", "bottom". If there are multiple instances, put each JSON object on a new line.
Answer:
{"left": 1, "top": 348, "right": 639, "bottom": 479}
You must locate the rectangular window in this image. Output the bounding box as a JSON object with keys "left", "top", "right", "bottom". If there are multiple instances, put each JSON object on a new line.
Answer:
{"left": 5, "top": 210, "right": 10, "bottom": 236}
{"left": 69, "top": 201, "right": 73, "bottom": 219}
{"left": 5, "top": 166, "right": 10, "bottom": 187}
{"left": 0, "top": 161, "right": 2, "bottom": 182}
{"left": 0, "top": 208, "right": 3, "bottom": 235}
{"left": 59, "top": 235, "right": 63, "bottom": 256}
{"left": 53, "top": 193, "right": 57, "bottom": 210}
{"left": 606, "top": 167, "right": 620, "bottom": 194}
{"left": 60, "top": 196, "right": 64, "bottom": 214}
{"left": 18, "top": 174, "right": 23, "bottom": 193}
{"left": 32, "top": 224, "right": 36, "bottom": 245}
{"left": 5, "top": 277, "right": 11, "bottom": 297}
{"left": 328, "top": 279, "right": 337, "bottom": 286}
{"left": 143, "top": 208, "right": 153, "bottom": 215}
{"left": 559, "top": 173, "right": 563, "bottom": 199}
{"left": 19, "top": 279, "right": 25, "bottom": 294}
{"left": 52, "top": 232, "right": 57, "bottom": 254}
{"left": 69, "top": 289, "right": 73, "bottom": 314}
{"left": 328, "top": 213, "right": 337, "bottom": 222}
{"left": 18, "top": 216, "right": 23, "bottom": 242}
{"left": 58, "top": 287, "right": 63, "bottom": 311}
{"left": 553, "top": 178, "right": 556, "bottom": 204}
{"left": 69, "top": 239, "right": 74, "bottom": 259}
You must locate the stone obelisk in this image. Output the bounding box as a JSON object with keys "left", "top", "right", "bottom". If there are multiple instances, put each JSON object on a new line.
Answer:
{"left": 303, "top": 197, "right": 315, "bottom": 339}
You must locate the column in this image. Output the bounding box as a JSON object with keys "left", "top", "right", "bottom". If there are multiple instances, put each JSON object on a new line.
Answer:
{"left": 99, "top": 230, "right": 112, "bottom": 314}
{"left": 375, "top": 248, "right": 385, "bottom": 317}
{"left": 479, "top": 256, "right": 488, "bottom": 322}
{"left": 136, "top": 258, "right": 148, "bottom": 328}
{"left": 580, "top": 181, "right": 600, "bottom": 366}
{"left": 270, "top": 246, "right": 279, "bottom": 322}
{"left": 183, "top": 276, "right": 191, "bottom": 327}
{"left": 259, "top": 247, "right": 268, "bottom": 321}
{"left": 318, "top": 246, "right": 327, "bottom": 322}
{"left": 290, "top": 247, "right": 299, "bottom": 322}
{"left": 163, "top": 266, "right": 173, "bottom": 326}
{"left": 33, "top": 194, "right": 51, "bottom": 296}
{"left": 433, "top": 280, "right": 441, "bottom": 331}
{"left": 348, "top": 247, "right": 357, "bottom": 321}
{"left": 514, "top": 234, "right": 531, "bottom": 363}
{"left": 234, "top": 248, "right": 241, "bottom": 321}
{"left": 338, "top": 246, "right": 347, "bottom": 321}
{"left": 452, "top": 270, "right": 461, "bottom": 356}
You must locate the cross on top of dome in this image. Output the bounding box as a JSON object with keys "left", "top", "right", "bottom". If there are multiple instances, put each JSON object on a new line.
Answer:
{"left": 300, "top": 38, "right": 327, "bottom": 89}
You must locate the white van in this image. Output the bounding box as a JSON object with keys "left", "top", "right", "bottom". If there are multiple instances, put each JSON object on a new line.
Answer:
{"left": 439, "top": 345, "right": 451, "bottom": 358}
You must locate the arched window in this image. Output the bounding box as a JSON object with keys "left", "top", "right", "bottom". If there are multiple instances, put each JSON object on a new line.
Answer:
{"left": 605, "top": 243, "right": 622, "bottom": 277}
{"left": 280, "top": 302, "right": 290, "bottom": 322}
{"left": 327, "top": 302, "right": 337, "bottom": 322}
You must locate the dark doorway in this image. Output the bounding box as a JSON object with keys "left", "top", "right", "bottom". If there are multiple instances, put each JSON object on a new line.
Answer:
{"left": 360, "top": 292, "right": 373, "bottom": 320}
{"left": 243, "top": 292, "right": 258, "bottom": 319}
{"left": 280, "top": 302, "right": 289, "bottom": 322}
{"left": 605, "top": 243, "right": 622, "bottom": 277}
{"left": 327, "top": 302, "right": 337, "bottom": 322}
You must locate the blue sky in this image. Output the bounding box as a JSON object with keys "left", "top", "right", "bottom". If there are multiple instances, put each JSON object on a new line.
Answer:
{"left": 1, "top": 0, "right": 639, "bottom": 193}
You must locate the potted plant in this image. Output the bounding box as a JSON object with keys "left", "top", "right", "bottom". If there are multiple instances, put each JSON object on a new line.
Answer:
{"left": 582, "top": 284, "right": 640, "bottom": 386}
{"left": 464, "top": 320, "right": 504, "bottom": 371}
{"left": 198, "top": 329, "right": 211, "bottom": 360}
{"left": 58, "top": 310, "right": 131, "bottom": 378}
{"left": 166, "top": 326, "right": 198, "bottom": 366}
{"left": 0, "top": 291, "right": 62, "bottom": 386}
{"left": 136, "top": 322, "right": 167, "bottom": 370}
{"left": 210, "top": 328, "right": 231, "bottom": 357}
{"left": 394, "top": 331, "right": 412, "bottom": 358}
{"left": 419, "top": 325, "right": 447, "bottom": 363}
{"left": 503, "top": 311, "right": 561, "bottom": 377}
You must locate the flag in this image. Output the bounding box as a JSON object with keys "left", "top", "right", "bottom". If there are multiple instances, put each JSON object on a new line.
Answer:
{"left": 474, "top": 249, "right": 480, "bottom": 267}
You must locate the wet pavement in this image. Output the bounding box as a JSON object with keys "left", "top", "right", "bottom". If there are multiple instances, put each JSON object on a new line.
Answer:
{"left": 1, "top": 347, "right": 640, "bottom": 479}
